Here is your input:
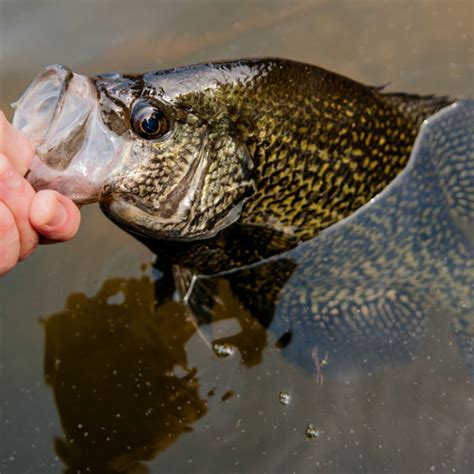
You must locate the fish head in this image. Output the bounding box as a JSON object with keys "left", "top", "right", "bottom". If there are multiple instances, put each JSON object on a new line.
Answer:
{"left": 13, "top": 65, "right": 256, "bottom": 241}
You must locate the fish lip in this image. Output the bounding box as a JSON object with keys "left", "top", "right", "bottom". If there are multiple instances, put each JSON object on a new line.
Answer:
{"left": 28, "top": 175, "right": 100, "bottom": 204}
{"left": 26, "top": 155, "right": 101, "bottom": 204}
{"left": 35, "top": 73, "right": 97, "bottom": 171}
{"left": 13, "top": 65, "right": 103, "bottom": 176}
{"left": 12, "top": 65, "right": 74, "bottom": 147}
{"left": 43, "top": 65, "right": 74, "bottom": 131}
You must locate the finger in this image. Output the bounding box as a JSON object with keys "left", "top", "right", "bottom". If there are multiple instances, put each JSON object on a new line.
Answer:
{"left": 0, "top": 110, "right": 35, "bottom": 176}
{"left": 0, "top": 201, "right": 20, "bottom": 275}
{"left": 0, "top": 153, "right": 38, "bottom": 260}
{"left": 30, "top": 190, "right": 81, "bottom": 242}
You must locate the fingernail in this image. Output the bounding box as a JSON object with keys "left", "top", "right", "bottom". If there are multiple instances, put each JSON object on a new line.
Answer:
{"left": 46, "top": 201, "right": 67, "bottom": 227}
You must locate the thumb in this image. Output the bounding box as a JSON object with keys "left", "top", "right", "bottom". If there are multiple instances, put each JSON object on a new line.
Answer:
{"left": 30, "top": 190, "right": 81, "bottom": 241}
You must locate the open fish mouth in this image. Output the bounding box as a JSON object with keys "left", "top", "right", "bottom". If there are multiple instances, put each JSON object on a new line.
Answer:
{"left": 12, "top": 64, "right": 124, "bottom": 203}
{"left": 12, "top": 65, "right": 73, "bottom": 149}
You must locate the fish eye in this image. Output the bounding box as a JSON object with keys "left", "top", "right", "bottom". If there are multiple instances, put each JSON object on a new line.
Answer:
{"left": 131, "top": 99, "right": 170, "bottom": 140}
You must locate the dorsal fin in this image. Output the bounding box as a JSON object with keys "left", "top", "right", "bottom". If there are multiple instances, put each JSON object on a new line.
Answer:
{"left": 380, "top": 91, "right": 454, "bottom": 126}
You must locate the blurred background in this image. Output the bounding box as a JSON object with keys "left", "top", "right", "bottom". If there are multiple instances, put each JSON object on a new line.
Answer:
{"left": 1, "top": 0, "right": 473, "bottom": 111}
{"left": 1, "top": 1, "right": 473, "bottom": 473}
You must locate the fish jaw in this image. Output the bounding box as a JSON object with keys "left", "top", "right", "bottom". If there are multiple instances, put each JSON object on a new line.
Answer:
{"left": 12, "top": 65, "right": 125, "bottom": 204}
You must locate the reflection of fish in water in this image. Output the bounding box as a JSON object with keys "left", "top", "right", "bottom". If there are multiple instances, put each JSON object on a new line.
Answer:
{"left": 13, "top": 60, "right": 472, "bottom": 376}
{"left": 43, "top": 277, "right": 208, "bottom": 472}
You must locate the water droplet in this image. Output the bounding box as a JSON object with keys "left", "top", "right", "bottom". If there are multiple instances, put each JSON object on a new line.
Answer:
{"left": 305, "top": 424, "right": 321, "bottom": 439}
{"left": 213, "top": 342, "right": 234, "bottom": 357}
{"left": 279, "top": 390, "right": 291, "bottom": 405}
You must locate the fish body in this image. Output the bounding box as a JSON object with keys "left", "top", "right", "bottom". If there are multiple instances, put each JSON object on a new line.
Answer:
{"left": 13, "top": 59, "right": 451, "bottom": 257}
{"left": 183, "top": 101, "right": 474, "bottom": 376}
{"left": 12, "top": 61, "right": 473, "bottom": 377}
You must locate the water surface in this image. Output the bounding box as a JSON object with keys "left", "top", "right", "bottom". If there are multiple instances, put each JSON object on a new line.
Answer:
{"left": 1, "top": 1, "right": 473, "bottom": 473}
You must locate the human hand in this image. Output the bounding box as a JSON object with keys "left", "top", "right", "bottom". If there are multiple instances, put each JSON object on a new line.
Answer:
{"left": 0, "top": 110, "right": 81, "bottom": 275}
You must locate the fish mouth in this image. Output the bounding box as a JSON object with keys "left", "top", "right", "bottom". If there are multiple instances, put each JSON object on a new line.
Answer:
{"left": 12, "top": 64, "right": 124, "bottom": 204}
{"left": 12, "top": 65, "right": 73, "bottom": 149}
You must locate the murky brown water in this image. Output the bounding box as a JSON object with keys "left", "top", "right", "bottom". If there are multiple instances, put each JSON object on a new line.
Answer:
{"left": 1, "top": 1, "right": 473, "bottom": 473}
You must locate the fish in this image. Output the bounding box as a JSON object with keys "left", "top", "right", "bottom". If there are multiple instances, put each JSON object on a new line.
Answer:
{"left": 13, "top": 58, "right": 452, "bottom": 263}
{"left": 14, "top": 61, "right": 473, "bottom": 382}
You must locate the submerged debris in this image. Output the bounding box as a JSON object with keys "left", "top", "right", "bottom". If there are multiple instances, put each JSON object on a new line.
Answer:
{"left": 212, "top": 342, "right": 235, "bottom": 358}
{"left": 305, "top": 424, "right": 322, "bottom": 439}
{"left": 279, "top": 390, "right": 291, "bottom": 405}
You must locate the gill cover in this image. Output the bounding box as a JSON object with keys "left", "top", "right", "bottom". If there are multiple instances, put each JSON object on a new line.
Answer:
{"left": 99, "top": 117, "right": 256, "bottom": 241}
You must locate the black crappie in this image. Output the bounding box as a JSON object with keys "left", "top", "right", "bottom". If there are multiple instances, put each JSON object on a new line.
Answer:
{"left": 13, "top": 59, "right": 451, "bottom": 251}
